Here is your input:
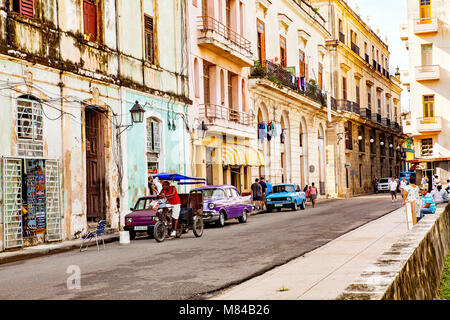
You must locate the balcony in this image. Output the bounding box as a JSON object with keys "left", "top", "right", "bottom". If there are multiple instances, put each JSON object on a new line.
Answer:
{"left": 417, "top": 116, "right": 442, "bottom": 132}
{"left": 360, "top": 108, "right": 371, "bottom": 120}
{"left": 197, "top": 16, "right": 253, "bottom": 67}
{"left": 365, "top": 54, "right": 370, "bottom": 64}
{"left": 414, "top": 18, "right": 439, "bottom": 35}
{"left": 377, "top": 64, "right": 381, "bottom": 73}
{"left": 372, "top": 113, "right": 382, "bottom": 124}
{"left": 351, "top": 42, "right": 360, "bottom": 56}
{"left": 351, "top": 102, "right": 360, "bottom": 115}
{"left": 198, "top": 104, "right": 253, "bottom": 133}
{"left": 415, "top": 65, "right": 440, "bottom": 81}
{"left": 336, "top": 99, "right": 352, "bottom": 112}
{"left": 381, "top": 117, "right": 391, "bottom": 128}
{"left": 339, "top": 32, "right": 345, "bottom": 43}
{"left": 372, "top": 60, "right": 377, "bottom": 70}
{"left": 390, "top": 122, "right": 401, "bottom": 132}
{"left": 250, "top": 60, "right": 327, "bottom": 106}
{"left": 400, "top": 24, "right": 408, "bottom": 40}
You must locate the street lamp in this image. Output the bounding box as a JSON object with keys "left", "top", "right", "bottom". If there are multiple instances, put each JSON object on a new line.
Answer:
{"left": 389, "top": 143, "right": 393, "bottom": 148}
{"left": 358, "top": 135, "right": 363, "bottom": 141}
{"left": 197, "top": 120, "right": 208, "bottom": 139}
{"left": 370, "top": 138, "right": 374, "bottom": 143}
{"left": 380, "top": 141, "right": 384, "bottom": 146}
{"left": 117, "top": 100, "right": 146, "bottom": 136}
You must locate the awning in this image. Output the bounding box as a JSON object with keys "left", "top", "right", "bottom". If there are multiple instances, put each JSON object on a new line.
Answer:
{"left": 151, "top": 172, "right": 206, "bottom": 182}
{"left": 245, "top": 146, "right": 265, "bottom": 167}
{"left": 407, "top": 157, "right": 450, "bottom": 163}
{"left": 222, "top": 144, "right": 246, "bottom": 166}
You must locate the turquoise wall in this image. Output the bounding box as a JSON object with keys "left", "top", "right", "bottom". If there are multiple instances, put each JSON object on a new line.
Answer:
{"left": 125, "top": 90, "right": 188, "bottom": 208}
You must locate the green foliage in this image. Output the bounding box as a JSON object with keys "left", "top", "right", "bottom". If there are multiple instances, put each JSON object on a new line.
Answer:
{"left": 438, "top": 251, "right": 450, "bottom": 300}
{"left": 252, "top": 60, "right": 267, "bottom": 77}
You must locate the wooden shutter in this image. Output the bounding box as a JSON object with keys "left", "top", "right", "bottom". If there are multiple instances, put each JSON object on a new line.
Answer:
{"left": 280, "top": 36, "right": 286, "bottom": 68}
{"left": 145, "top": 15, "right": 154, "bottom": 63}
{"left": 257, "top": 19, "right": 266, "bottom": 64}
{"left": 318, "top": 62, "right": 323, "bottom": 90}
{"left": 83, "top": 0, "right": 97, "bottom": 40}
{"left": 423, "top": 95, "right": 434, "bottom": 119}
{"left": 342, "top": 77, "right": 347, "bottom": 100}
{"left": 356, "top": 85, "right": 360, "bottom": 104}
{"left": 19, "top": 0, "right": 34, "bottom": 18}
{"left": 299, "top": 50, "right": 305, "bottom": 77}
{"left": 203, "top": 62, "right": 210, "bottom": 104}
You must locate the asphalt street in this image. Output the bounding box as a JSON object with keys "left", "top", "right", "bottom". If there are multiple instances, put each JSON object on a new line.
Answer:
{"left": 0, "top": 193, "right": 402, "bottom": 300}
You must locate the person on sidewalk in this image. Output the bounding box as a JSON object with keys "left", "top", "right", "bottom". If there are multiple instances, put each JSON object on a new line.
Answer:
{"left": 432, "top": 174, "right": 440, "bottom": 190}
{"left": 266, "top": 179, "right": 273, "bottom": 195}
{"left": 309, "top": 183, "right": 318, "bottom": 208}
{"left": 373, "top": 177, "right": 378, "bottom": 194}
{"left": 251, "top": 178, "right": 262, "bottom": 211}
{"left": 259, "top": 177, "right": 268, "bottom": 211}
{"left": 402, "top": 176, "right": 420, "bottom": 222}
{"left": 446, "top": 179, "right": 450, "bottom": 192}
{"left": 418, "top": 186, "right": 436, "bottom": 222}
{"left": 432, "top": 185, "right": 448, "bottom": 204}
{"left": 400, "top": 177, "right": 407, "bottom": 199}
{"left": 389, "top": 177, "right": 398, "bottom": 202}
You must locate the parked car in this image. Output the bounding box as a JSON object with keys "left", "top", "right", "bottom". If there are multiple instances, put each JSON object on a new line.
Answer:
{"left": 265, "top": 184, "right": 306, "bottom": 212}
{"left": 191, "top": 185, "right": 253, "bottom": 227}
{"left": 124, "top": 191, "right": 204, "bottom": 240}
{"left": 376, "top": 178, "right": 392, "bottom": 192}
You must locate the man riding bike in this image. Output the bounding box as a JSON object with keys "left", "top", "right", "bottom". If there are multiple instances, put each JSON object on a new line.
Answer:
{"left": 158, "top": 180, "right": 181, "bottom": 237}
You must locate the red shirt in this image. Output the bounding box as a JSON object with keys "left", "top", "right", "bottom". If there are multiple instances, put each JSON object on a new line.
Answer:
{"left": 160, "top": 186, "right": 181, "bottom": 205}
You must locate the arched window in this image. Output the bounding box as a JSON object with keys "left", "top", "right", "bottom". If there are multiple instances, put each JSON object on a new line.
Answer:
{"left": 17, "top": 95, "right": 43, "bottom": 157}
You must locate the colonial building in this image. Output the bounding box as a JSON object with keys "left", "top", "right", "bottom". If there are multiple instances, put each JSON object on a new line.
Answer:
{"left": 312, "top": 0, "right": 405, "bottom": 197}
{"left": 0, "top": 0, "right": 189, "bottom": 250}
{"left": 399, "top": 0, "right": 450, "bottom": 185}
{"left": 188, "top": 0, "right": 260, "bottom": 193}
{"left": 247, "top": 0, "right": 331, "bottom": 194}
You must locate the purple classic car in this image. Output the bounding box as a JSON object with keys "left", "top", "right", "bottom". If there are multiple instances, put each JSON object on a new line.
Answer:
{"left": 190, "top": 185, "right": 253, "bottom": 227}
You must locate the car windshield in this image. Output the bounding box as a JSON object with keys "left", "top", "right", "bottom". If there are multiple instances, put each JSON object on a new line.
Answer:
{"left": 197, "top": 188, "right": 226, "bottom": 199}
{"left": 134, "top": 198, "right": 157, "bottom": 210}
{"left": 272, "top": 185, "right": 295, "bottom": 193}
{"left": 379, "top": 179, "right": 389, "bottom": 183}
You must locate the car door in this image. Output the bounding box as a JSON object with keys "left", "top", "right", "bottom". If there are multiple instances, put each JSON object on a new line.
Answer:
{"left": 223, "top": 188, "right": 234, "bottom": 218}
{"left": 230, "top": 187, "right": 243, "bottom": 218}
{"left": 294, "top": 184, "right": 301, "bottom": 203}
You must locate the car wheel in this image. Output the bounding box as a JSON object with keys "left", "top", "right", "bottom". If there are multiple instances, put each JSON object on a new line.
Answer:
{"left": 153, "top": 222, "right": 166, "bottom": 242}
{"left": 193, "top": 216, "right": 204, "bottom": 237}
{"left": 300, "top": 200, "right": 306, "bottom": 210}
{"left": 216, "top": 211, "right": 226, "bottom": 228}
{"left": 292, "top": 201, "right": 298, "bottom": 211}
{"left": 238, "top": 210, "right": 248, "bottom": 223}
{"left": 277, "top": 208, "right": 282, "bottom": 212}
{"left": 129, "top": 230, "right": 136, "bottom": 240}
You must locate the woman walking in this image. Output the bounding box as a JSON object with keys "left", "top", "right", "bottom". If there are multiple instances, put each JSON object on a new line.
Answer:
{"left": 310, "top": 182, "right": 318, "bottom": 208}
{"left": 402, "top": 176, "right": 421, "bottom": 222}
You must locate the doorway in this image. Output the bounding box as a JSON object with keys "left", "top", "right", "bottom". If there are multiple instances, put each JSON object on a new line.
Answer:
{"left": 85, "top": 108, "right": 106, "bottom": 222}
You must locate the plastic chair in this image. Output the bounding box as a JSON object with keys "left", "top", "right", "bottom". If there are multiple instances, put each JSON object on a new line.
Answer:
{"left": 80, "top": 220, "right": 106, "bottom": 252}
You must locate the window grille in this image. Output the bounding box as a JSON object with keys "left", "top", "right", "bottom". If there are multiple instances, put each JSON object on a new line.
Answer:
{"left": 17, "top": 97, "right": 44, "bottom": 157}
{"left": 146, "top": 119, "right": 161, "bottom": 154}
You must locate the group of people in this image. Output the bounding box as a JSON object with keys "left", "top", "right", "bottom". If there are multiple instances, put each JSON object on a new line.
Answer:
{"left": 303, "top": 183, "right": 318, "bottom": 208}
{"left": 250, "top": 177, "right": 272, "bottom": 211}
{"left": 402, "top": 174, "right": 449, "bottom": 223}
{"left": 148, "top": 176, "right": 181, "bottom": 237}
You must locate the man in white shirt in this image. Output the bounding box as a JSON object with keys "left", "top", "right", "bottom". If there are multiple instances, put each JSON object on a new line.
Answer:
{"left": 432, "top": 174, "right": 440, "bottom": 190}
{"left": 435, "top": 185, "right": 448, "bottom": 203}
{"left": 389, "top": 177, "right": 398, "bottom": 202}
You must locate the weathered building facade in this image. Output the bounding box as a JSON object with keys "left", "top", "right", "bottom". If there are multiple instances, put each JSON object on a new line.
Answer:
{"left": 312, "top": 0, "right": 406, "bottom": 197}
{"left": 0, "top": 0, "right": 190, "bottom": 250}
{"left": 247, "top": 0, "right": 331, "bottom": 193}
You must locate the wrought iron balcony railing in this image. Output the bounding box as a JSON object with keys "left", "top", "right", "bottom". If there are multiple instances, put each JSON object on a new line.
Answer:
{"left": 198, "top": 104, "right": 252, "bottom": 126}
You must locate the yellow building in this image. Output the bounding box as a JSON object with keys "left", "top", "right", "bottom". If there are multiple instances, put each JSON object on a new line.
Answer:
{"left": 312, "top": 0, "right": 406, "bottom": 197}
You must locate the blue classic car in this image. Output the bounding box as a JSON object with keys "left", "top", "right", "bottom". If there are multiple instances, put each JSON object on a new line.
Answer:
{"left": 265, "top": 184, "right": 306, "bottom": 212}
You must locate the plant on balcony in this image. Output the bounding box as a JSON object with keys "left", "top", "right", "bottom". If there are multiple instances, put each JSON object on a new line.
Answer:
{"left": 251, "top": 60, "right": 267, "bottom": 77}
{"left": 308, "top": 79, "right": 318, "bottom": 89}
{"left": 268, "top": 75, "right": 283, "bottom": 89}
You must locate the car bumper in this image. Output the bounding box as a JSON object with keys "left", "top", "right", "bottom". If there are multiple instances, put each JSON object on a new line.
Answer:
{"left": 124, "top": 225, "right": 155, "bottom": 232}
{"left": 266, "top": 201, "right": 294, "bottom": 208}
{"left": 201, "top": 210, "right": 220, "bottom": 222}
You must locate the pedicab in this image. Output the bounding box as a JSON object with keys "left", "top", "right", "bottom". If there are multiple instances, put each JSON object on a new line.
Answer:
{"left": 124, "top": 173, "right": 206, "bottom": 242}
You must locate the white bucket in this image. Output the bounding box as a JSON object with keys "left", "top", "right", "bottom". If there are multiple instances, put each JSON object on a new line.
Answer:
{"left": 119, "top": 231, "right": 130, "bottom": 245}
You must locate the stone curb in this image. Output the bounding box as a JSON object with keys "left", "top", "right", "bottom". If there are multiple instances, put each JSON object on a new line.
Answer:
{"left": 0, "top": 233, "right": 120, "bottom": 266}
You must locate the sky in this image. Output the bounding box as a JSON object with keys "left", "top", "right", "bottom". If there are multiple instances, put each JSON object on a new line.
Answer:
{"left": 346, "top": 0, "right": 410, "bottom": 112}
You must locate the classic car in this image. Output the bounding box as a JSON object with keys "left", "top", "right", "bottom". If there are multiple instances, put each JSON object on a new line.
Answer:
{"left": 265, "top": 184, "right": 306, "bottom": 212}
{"left": 190, "top": 185, "right": 253, "bottom": 227}
{"left": 124, "top": 191, "right": 203, "bottom": 240}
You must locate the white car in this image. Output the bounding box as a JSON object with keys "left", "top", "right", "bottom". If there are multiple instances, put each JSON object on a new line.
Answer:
{"left": 377, "top": 178, "right": 392, "bottom": 192}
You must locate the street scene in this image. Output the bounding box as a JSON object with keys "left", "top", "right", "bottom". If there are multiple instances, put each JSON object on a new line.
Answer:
{"left": 0, "top": 0, "right": 449, "bottom": 305}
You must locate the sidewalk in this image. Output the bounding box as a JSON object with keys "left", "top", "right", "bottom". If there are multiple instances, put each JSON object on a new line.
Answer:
{"left": 0, "top": 232, "right": 119, "bottom": 266}
{"left": 213, "top": 205, "right": 412, "bottom": 300}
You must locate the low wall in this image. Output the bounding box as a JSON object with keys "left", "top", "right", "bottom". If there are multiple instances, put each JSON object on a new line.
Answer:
{"left": 337, "top": 203, "right": 450, "bottom": 300}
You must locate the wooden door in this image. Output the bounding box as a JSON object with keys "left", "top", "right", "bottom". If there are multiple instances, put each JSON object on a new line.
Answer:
{"left": 257, "top": 19, "right": 266, "bottom": 64}
{"left": 421, "top": 44, "right": 433, "bottom": 66}
{"left": 85, "top": 108, "right": 105, "bottom": 221}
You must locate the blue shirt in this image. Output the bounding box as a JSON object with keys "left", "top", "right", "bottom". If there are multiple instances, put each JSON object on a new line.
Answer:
{"left": 266, "top": 182, "right": 273, "bottom": 194}
{"left": 259, "top": 181, "right": 267, "bottom": 194}
{"left": 422, "top": 193, "right": 436, "bottom": 213}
